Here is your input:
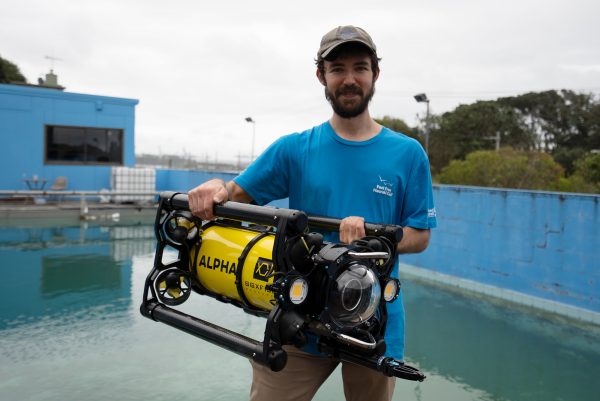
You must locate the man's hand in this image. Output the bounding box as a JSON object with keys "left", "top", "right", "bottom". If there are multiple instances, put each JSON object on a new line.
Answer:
{"left": 339, "top": 216, "right": 366, "bottom": 244}
{"left": 340, "top": 216, "right": 430, "bottom": 255}
{"left": 188, "top": 179, "right": 229, "bottom": 220}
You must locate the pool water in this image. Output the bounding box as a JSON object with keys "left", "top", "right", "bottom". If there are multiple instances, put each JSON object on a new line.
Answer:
{"left": 0, "top": 222, "right": 598, "bottom": 401}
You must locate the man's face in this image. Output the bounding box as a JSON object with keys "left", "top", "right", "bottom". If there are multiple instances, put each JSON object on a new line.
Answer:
{"left": 320, "top": 53, "right": 378, "bottom": 119}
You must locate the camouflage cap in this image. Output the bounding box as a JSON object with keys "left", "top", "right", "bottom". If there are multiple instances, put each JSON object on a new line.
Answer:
{"left": 317, "top": 25, "right": 377, "bottom": 60}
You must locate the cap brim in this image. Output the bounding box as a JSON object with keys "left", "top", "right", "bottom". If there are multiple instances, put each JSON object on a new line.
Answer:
{"left": 319, "top": 39, "right": 375, "bottom": 59}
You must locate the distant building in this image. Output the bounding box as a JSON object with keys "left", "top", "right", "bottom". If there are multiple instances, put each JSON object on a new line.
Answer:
{"left": 0, "top": 75, "right": 138, "bottom": 191}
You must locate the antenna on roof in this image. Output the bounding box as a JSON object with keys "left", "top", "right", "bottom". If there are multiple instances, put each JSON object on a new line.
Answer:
{"left": 44, "top": 55, "right": 63, "bottom": 71}
{"left": 40, "top": 55, "right": 65, "bottom": 90}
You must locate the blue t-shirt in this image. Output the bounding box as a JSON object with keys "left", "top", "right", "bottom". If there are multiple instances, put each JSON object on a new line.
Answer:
{"left": 235, "top": 121, "right": 437, "bottom": 360}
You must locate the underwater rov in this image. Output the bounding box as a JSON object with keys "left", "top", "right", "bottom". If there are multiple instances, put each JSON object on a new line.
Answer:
{"left": 140, "top": 192, "right": 425, "bottom": 382}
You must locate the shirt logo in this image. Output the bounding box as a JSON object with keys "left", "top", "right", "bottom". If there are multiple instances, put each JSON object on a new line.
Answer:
{"left": 373, "top": 175, "right": 394, "bottom": 197}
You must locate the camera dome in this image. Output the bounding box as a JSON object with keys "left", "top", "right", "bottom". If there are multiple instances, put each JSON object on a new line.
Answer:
{"left": 327, "top": 263, "right": 380, "bottom": 328}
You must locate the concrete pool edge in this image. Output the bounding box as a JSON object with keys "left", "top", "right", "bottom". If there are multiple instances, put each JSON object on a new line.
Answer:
{"left": 400, "top": 262, "right": 600, "bottom": 327}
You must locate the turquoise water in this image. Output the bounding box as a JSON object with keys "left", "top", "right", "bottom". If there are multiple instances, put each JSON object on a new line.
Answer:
{"left": 0, "top": 221, "right": 599, "bottom": 401}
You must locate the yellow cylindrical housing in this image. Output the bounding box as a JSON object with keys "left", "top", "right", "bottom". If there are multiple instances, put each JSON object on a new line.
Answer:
{"left": 192, "top": 225, "right": 276, "bottom": 311}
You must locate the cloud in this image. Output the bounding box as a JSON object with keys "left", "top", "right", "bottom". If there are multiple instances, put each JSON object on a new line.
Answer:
{"left": 2, "top": 0, "right": 599, "bottom": 162}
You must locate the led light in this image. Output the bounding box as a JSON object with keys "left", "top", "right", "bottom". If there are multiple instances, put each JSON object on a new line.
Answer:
{"left": 289, "top": 278, "right": 309, "bottom": 305}
{"left": 383, "top": 279, "right": 400, "bottom": 302}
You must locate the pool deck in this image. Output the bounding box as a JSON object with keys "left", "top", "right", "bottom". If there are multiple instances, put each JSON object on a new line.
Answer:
{"left": 0, "top": 199, "right": 157, "bottom": 226}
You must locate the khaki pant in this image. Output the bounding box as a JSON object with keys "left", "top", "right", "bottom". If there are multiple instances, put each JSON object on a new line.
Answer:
{"left": 249, "top": 346, "right": 395, "bottom": 401}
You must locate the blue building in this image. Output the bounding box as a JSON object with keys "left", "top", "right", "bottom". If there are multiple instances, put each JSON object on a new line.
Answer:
{"left": 0, "top": 80, "right": 138, "bottom": 191}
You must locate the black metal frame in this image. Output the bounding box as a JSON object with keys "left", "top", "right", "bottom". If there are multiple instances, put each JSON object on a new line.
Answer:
{"left": 140, "top": 191, "right": 425, "bottom": 381}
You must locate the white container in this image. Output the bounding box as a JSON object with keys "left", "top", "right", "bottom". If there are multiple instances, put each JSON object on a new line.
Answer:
{"left": 111, "top": 167, "right": 156, "bottom": 203}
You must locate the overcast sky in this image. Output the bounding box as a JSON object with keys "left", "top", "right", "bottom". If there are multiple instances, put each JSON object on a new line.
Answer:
{"left": 2, "top": 0, "right": 599, "bottom": 163}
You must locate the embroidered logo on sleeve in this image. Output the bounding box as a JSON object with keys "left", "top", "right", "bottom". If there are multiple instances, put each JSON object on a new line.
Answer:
{"left": 373, "top": 175, "right": 394, "bottom": 197}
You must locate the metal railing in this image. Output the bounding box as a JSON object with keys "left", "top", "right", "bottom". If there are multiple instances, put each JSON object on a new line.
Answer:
{"left": 0, "top": 190, "right": 160, "bottom": 219}
{"left": 0, "top": 190, "right": 159, "bottom": 197}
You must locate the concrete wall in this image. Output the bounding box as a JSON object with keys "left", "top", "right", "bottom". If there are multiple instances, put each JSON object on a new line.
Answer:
{"left": 155, "top": 169, "right": 288, "bottom": 208}
{"left": 0, "top": 84, "right": 138, "bottom": 191}
{"left": 155, "top": 169, "right": 237, "bottom": 193}
{"left": 402, "top": 185, "right": 600, "bottom": 315}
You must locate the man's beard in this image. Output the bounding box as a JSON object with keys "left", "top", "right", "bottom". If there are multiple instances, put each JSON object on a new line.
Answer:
{"left": 324, "top": 83, "right": 375, "bottom": 119}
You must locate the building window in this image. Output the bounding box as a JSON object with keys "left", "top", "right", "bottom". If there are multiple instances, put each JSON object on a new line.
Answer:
{"left": 45, "top": 125, "right": 124, "bottom": 165}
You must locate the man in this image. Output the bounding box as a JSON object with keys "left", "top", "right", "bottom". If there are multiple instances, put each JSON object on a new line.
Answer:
{"left": 189, "top": 25, "right": 437, "bottom": 401}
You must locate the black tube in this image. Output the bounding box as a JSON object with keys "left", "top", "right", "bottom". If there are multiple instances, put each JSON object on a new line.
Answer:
{"left": 213, "top": 202, "right": 307, "bottom": 234}
{"left": 334, "top": 348, "right": 425, "bottom": 381}
{"left": 307, "top": 216, "right": 403, "bottom": 245}
{"left": 162, "top": 192, "right": 308, "bottom": 235}
{"left": 142, "top": 301, "right": 287, "bottom": 371}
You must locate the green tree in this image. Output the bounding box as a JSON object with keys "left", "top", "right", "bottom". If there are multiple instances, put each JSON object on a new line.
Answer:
{"left": 498, "top": 90, "right": 600, "bottom": 154}
{"left": 0, "top": 55, "right": 27, "bottom": 83}
{"left": 556, "top": 175, "right": 597, "bottom": 194}
{"left": 423, "top": 90, "right": 600, "bottom": 174}
{"left": 437, "top": 148, "right": 564, "bottom": 190}
{"left": 551, "top": 147, "right": 588, "bottom": 175}
{"left": 587, "top": 101, "right": 600, "bottom": 150}
{"left": 574, "top": 153, "right": 600, "bottom": 185}
{"left": 428, "top": 101, "right": 535, "bottom": 173}
{"left": 556, "top": 152, "right": 600, "bottom": 194}
{"left": 375, "top": 116, "right": 422, "bottom": 143}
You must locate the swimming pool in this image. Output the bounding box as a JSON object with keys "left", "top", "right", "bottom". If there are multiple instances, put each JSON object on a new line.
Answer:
{"left": 0, "top": 222, "right": 598, "bottom": 401}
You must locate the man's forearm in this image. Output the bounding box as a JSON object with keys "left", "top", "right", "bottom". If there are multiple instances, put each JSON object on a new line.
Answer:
{"left": 225, "top": 180, "right": 253, "bottom": 203}
{"left": 397, "top": 227, "right": 430, "bottom": 254}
